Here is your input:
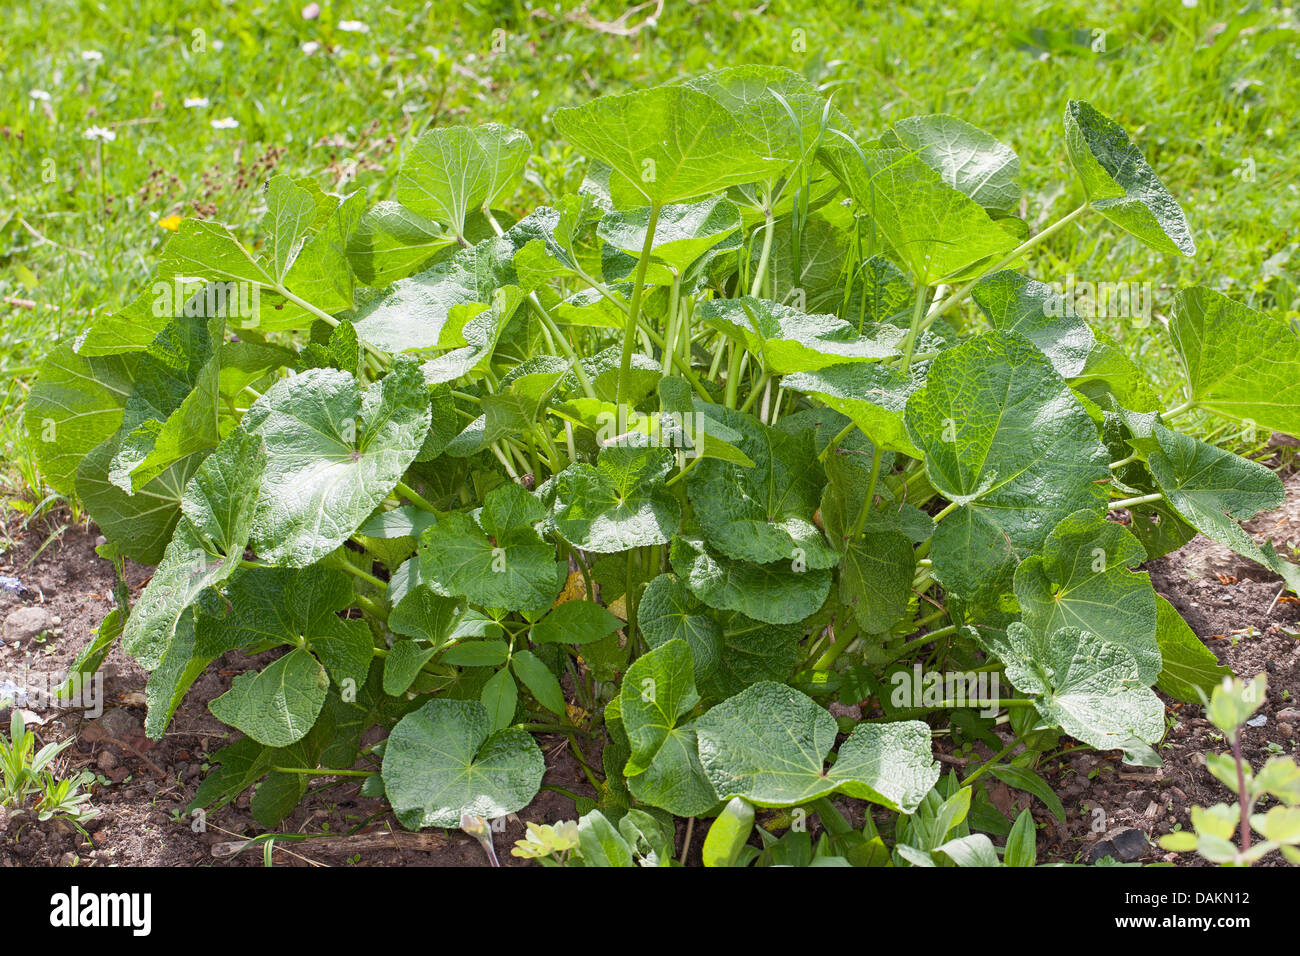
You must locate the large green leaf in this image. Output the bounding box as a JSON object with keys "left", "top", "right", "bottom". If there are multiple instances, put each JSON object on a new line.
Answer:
{"left": 783, "top": 362, "right": 920, "bottom": 457}
{"left": 885, "top": 114, "right": 1020, "bottom": 217}
{"left": 1137, "top": 421, "right": 1300, "bottom": 591}
{"left": 695, "top": 682, "right": 938, "bottom": 811}
{"left": 208, "top": 647, "right": 330, "bottom": 748}
{"left": 971, "top": 271, "right": 1095, "bottom": 378}
{"left": 1064, "top": 100, "right": 1194, "bottom": 257}
{"left": 984, "top": 624, "right": 1165, "bottom": 755}
{"left": 547, "top": 444, "right": 680, "bottom": 553}
{"left": 670, "top": 536, "right": 830, "bottom": 625}
{"left": 419, "top": 483, "right": 565, "bottom": 612}
{"left": 397, "top": 124, "right": 531, "bottom": 240}
{"left": 639, "top": 574, "right": 723, "bottom": 679}
{"left": 840, "top": 527, "right": 916, "bottom": 635}
{"left": 552, "top": 84, "right": 781, "bottom": 208}
{"left": 1169, "top": 286, "right": 1300, "bottom": 437}
{"left": 1153, "top": 596, "right": 1231, "bottom": 704}
{"left": 696, "top": 297, "right": 898, "bottom": 374}
{"left": 242, "top": 361, "right": 430, "bottom": 566}
{"left": 686, "top": 406, "right": 837, "bottom": 568}
{"left": 24, "top": 344, "right": 136, "bottom": 497}
{"left": 1013, "top": 510, "right": 1160, "bottom": 684}
{"left": 346, "top": 200, "right": 453, "bottom": 286}
{"left": 597, "top": 196, "right": 742, "bottom": 283}
{"left": 821, "top": 142, "right": 1017, "bottom": 283}
{"left": 381, "top": 698, "right": 545, "bottom": 829}
{"left": 123, "top": 430, "right": 265, "bottom": 674}
{"left": 76, "top": 436, "right": 200, "bottom": 565}
{"left": 620, "top": 639, "right": 699, "bottom": 775}
{"left": 905, "top": 331, "right": 1109, "bottom": 601}
{"left": 195, "top": 565, "right": 371, "bottom": 692}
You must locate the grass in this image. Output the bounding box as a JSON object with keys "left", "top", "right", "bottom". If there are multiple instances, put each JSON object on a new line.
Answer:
{"left": 1, "top": 0, "right": 1297, "bottom": 521}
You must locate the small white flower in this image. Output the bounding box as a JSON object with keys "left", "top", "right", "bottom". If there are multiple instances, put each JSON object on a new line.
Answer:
{"left": 302, "top": 2, "right": 320, "bottom": 18}
{"left": 183, "top": 96, "right": 210, "bottom": 109}
{"left": 301, "top": 40, "right": 321, "bottom": 55}
{"left": 83, "top": 125, "right": 116, "bottom": 142}
{"left": 338, "top": 20, "right": 369, "bottom": 33}
{"left": 210, "top": 117, "right": 239, "bottom": 130}
{"left": 212, "top": 39, "right": 224, "bottom": 51}
{"left": 29, "top": 89, "right": 51, "bottom": 102}
{"left": 81, "top": 50, "right": 103, "bottom": 62}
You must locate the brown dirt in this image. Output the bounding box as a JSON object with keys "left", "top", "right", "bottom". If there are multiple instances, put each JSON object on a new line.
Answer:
{"left": 2, "top": 473, "right": 1299, "bottom": 868}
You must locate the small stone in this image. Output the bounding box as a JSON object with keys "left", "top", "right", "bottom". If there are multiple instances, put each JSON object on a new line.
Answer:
{"left": 1279, "top": 722, "right": 1294, "bottom": 739}
{"left": 1086, "top": 827, "right": 1150, "bottom": 864}
{"left": 59, "top": 851, "right": 76, "bottom": 867}
{"left": 2, "top": 606, "right": 61, "bottom": 644}
{"left": 96, "top": 750, "right": 119, "bottom": 772}
{"left": 1275, "top": 708, "right": 1300, "bottom": 724}
{"left": 96, "top": 707, "right": 142, "bottom": 740}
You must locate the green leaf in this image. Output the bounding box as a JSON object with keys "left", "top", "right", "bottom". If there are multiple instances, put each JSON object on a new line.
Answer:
{"left": 143, "top": 609, "right": 210, "bottom": 739}
{"left": 530, "top": 600, "right": 622, "bottom": 646}
{"left": 1064, "top": 100, "right": 1194, "bottom": 257}
{"left": 821, "top": 141, "right": 1017, "bottom": 283}
{"left": 1141, "top": 422, "right": 1300, "bottom": 592}
{"left": 905, "top": 331, "right": 1109, "bottom": 602}
{"left": 547, "top": 445, "right": 680, "bottom": 553}
{"left": 381, "top": 698, "right": 545, "bottom": 829}
{"left": 1004, "top": 808, "right": 1038, "bottom": 867}
{"left": 552, "top": 84, "right": 781, "bottom": 208}
{"left": 479, "top": 667, "right": 518, "bottom": 732}
{"left": 123, "top": 430, "right": 265, "bottom": 674}
{"left": 24, "top": 344, "right": 137, "bottom": 497}
{"left": 420, "top": 485, "right": 565, "bottom": 613}
{"left": 511, "top": 649, "right": 567, "bottom": 717}
{"left": 669, "top": 535, "right": 830, "bottom": 626}
{"left": 697, "top": 296, "right": 897, "bottom": 374}
{"left": 695, "top": 682, "right": 937, "bottom": 810}
{"left": 886, "top": 114, "right": 1021, "bottom": 217}
{"left": 76, "top": 436, "right": 200, "bottom": 565}
{"left": 384, "top": 640, "right": 439, "bottom": 696}
{"left": 686, "top": 406, "right": 837, "bottom": 568}
{"left": 1013, "top": 510, "right": 1161, "bottom": 684}
{"left": 639, "top": 574, "right": 723, "bottom": 680}
{"left": 840, "top": 528, "right": 916, "bottom": 634}
{"left": 597, "top": 196, "right": 742, "bottom": 282}
{"left": 1153, "top": 596, "right": 1231, "bottom": 703}
{"left": 698, "top": 612, "right": 801, "bottom": 701}
{"left": 208, "top": 648, "right": 330, "bottom": 748}
{"left": 783, "top": 362, "right": 920, "bottom": 457}
{"left": 346, "top": 200, "right": 453, "bottom": 286}
{"left": 1170, "top": 286, "right": 1300, "bottom": 436}
{"left": 984, "top": 624, "right": 1166, "bottom": 754}
{"left": 242, "top": 361, "right": 431, "bottom": 567}
{"left": 397, "top": 124, "right": 531, "bottom": 240}
{"left": 620, "top": 639, "right": 700, "bottom": 775}
{"left": 702, "top": 796, "right": 756, "bottom": 867}
{"left": 971, "top": 271, "right": 1095, "bottom": 378}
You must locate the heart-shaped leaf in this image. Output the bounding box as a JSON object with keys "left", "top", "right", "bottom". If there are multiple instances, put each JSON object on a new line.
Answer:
{"left": 381, "top": 698, "right": 545, "bottom": 829}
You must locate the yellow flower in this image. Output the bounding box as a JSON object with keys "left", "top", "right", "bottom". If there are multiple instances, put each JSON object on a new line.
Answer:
{"left": 157, "top": 215, "right": 181, "bottom": 231}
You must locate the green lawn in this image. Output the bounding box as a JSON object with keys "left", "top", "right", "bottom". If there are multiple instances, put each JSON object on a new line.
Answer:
{"left": 2, "top": 0, "right": 1297, "bottom": 519}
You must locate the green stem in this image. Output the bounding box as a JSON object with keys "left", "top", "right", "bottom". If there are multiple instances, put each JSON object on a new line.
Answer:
{"left": 882, "top": 625, "right": 958, "bottom": 666}
{"left": 750, "top": 200, "right": 776, "bottom": 298}
{"left": 1162, "top": 400, "right": 1196, "bottom": 421}
{"left": 919, "top": 203, "right": 1091, "bottom": 331}
{"left": 960, "top": 740, "right": 1019, "bottom": 787}
{"left": 394, "top": 481, "right": 438, "bottom": 515}
{"left": 1111, "top": 492, "right": 1163, "bottom": 509}
{"left": 272, "top": 767, "right": 372, "bottom": 777}
{"left": 898, "top": 283, "right": 930, "bottom": 373}
{"left": 617, "top": 202, "right": 662, "bottom": 408}
{"left": 932, "top": 500, "right": 958, "bottom": 523}
{"left": 848, "top": 443, "right": 885, "bottom": 538}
